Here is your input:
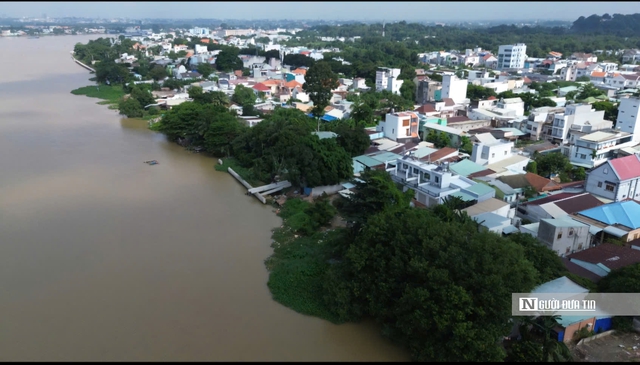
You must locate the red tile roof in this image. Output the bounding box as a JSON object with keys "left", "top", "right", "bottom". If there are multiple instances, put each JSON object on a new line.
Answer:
{"left": 252, "top": 83, "right": 270, "bottom": 92}
{"left": 609, "top": 154, "right": 640, "bottom": 181}
{"left": 447, "top": 116, "right": 471, "bottom": 124}
{"left": 421, "top": 147, "right": 458, "bottom": 162}
{"left": 568, "top": 243, "right": 640, "bottom": 271}
{"left": 415, "top": 104, "right": 437, "bottom": 113}
{"left": 487, "top": 96, "right": 497, "bottom": 100}
{"left": 524, "top": 192, "right": 579, "bottom": 206}
{"left": 468, "top": 169, "right": 496, "bottom": 178}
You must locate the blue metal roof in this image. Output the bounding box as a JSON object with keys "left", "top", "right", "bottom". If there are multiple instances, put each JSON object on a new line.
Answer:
{"left": 321, "top": 114, "right": 338, "bottom": 122}
{"left": 578, "top": 201, "right": 640, "bottom": 230}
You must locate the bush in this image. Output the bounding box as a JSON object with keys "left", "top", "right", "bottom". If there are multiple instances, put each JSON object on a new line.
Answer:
{"left": 612, "top": 316, "right": 634, "bottom": 333}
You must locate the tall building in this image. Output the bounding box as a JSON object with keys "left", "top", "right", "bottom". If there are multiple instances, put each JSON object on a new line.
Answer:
{"left": 375, "top": 67, "right": 403, "bottom": 95}
{"left": 617, "top": 96, "right": 640, "bottom": 142}
{"left": 497, "top": 43, "right": 527, "bottom": 70}
{"left": 441, "top": 74, "right": 468, "bottom": 104}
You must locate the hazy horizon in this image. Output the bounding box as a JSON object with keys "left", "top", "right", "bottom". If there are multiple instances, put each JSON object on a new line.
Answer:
{"left": 4, "top": 2, "right": 640, "bottom": 22}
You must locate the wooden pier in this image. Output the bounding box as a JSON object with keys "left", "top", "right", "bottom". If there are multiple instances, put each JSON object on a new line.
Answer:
{"left": 223, "top": 161, "right": 290, "bottom": 204}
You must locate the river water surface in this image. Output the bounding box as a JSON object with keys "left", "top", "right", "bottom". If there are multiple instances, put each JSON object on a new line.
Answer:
{"left": 0, "top": 35, "right": 408, "bottom": 361}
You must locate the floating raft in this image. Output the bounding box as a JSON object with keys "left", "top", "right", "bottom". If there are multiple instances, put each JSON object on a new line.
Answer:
{"left": 144, "top": 160, "right": 159, "bottom": 165}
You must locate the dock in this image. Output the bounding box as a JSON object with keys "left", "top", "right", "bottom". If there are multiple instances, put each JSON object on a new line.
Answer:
{"left": 70, "top": 51, "right": 96, "bottom": 73}
{"left": 222, "top": 160, "right": 290, "bottom": 204}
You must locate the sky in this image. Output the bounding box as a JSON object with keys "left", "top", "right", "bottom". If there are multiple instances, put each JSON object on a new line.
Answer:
{"left": 4, "top": 1, "right": 640, "bottom": 22}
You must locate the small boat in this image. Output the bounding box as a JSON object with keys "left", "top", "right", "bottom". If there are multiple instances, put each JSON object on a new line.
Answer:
{"left": 28, "top": 36, "right": 40, "bottom": 39}
{"left": 144, "top": 160, "right": 159, "bottom": 165}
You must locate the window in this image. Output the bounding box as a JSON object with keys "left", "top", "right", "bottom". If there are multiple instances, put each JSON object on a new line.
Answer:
{"left": 604, "top": 168, "right": 608, "bottom": 174}
{"left": 598, "top": 182, "right": 603, "bottom": 188}
{"left": 381, "top": 127, "right": 384, "bottom": 131}
{"left": 504, "top": 151, "right": 508, "bottom": 155}
{"left": 578, "top": 244, "right": 583, "bottom": 250}
{"left": 406, "top": 128, "right": 410, "bottom": 136}
{"left": 413, "top": 168, "right": 419, "bottom": 174}
{"left": 569, "top": 229, "right": 574, "bottom": 237}
{"left": 403, "top": 164, "right": 408, "bottom": 170}
{"left": 558, "top": 232, "right": 563, "bottom": 240}
{"left": 423, "top": 172, "right": 430, "bottom": 181}
{"left": 580, "top": 154, "right": 587, "bottom": 159}
{"left": 491, "top": 153, "right": 495, "bottom": 158}
{"left": 606, "top": 184, "right": 615, "bottom": 192}
{"left": 392, "top": 129, "right": 395, "bottom": 134}
{"left": 402, "top": 119, "right": 410, "bottom": 127}
{"left": 435, "top": 176, "right": 440, "bottom": 183}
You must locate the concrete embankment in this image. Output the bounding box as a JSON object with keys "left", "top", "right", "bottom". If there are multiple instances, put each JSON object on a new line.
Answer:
{"left": 69, "top": 51, "right": 96, "bottom": 73}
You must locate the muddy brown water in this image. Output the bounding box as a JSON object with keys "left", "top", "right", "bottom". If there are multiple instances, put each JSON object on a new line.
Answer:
{"left": 0, "top": 35, "right": 409, "bottom": 361}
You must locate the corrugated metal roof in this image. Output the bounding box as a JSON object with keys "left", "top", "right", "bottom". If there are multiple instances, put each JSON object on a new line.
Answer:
{"left": 578, "top": 201, "right": 640, "bottom": 229}
{"left": 450, "top": 159, "right": 486, "bottom": 177}
{"left": 451, "top": 191, "right": 476, "bottom": 202}
{"left": 609, "top": 154, "right": 640, "bottom": 181}
{"left": 532, "top": 276, "right": 589, "bottom": 294}
{"left": 465, "top": 183, "right": 496, "bottom": 197}
{"left": 353, "top": 155, "right": 383, "bottom": 168}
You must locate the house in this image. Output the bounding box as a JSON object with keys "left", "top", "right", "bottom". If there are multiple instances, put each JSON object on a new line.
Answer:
{"left": 472, "top": 212, "right": 513, "bottom": 234}
{"left": 617, "top": 96, "right": 640, "bottom": 141}
{"left": 530, "top": 276, "right": 611, "bottom": 343}
{"left": 252, "top": 83, "right": 272, "bottom": 97}
{"left": 416, "top": 80, "right": 441, "bottom": 104}
{"left": 450, "top": 159, "right": 491, "bottom": 178}
{"left": 567, "top": 242, "right": 640, "bottom": 278}
{"left": 470, "top": 133, "right": 515, "bottom": 166}
{"left": 441, "top": 74, "right": 468, "bottom": 104}
{"left": 498, "top": 172, "right": 561, "bottom": 194}
{"left": 484, "top": 154, "right": 530, "bottom": 177}
{"left": 497, "top": 43, "right": 527, "bottom": 70}
{"left": 375, "top": 67, "right": 403, "bottom": 95}
{"left": 571, "top": 200, "right": 640, "bottom": 243}
{"left": 376, "top": 112, "right": 420, "bottom": 142}
{"left": 446, "top": 116, "right": 492, "bottom": 132}
{"left": 585, "top": 154, "right": 640, "bottom": 202}
{"left": 385, "top": 156, "right": 495, "bottom": 207}
{"left": 622, "top": 49, "right": 640, "bottom": 64}
{"left": 568, "top": 131, "right": 635, "bottom": 169}
{"left": 518, "top": 192, "right": 604, "bottom": 223}
{"left": 537, "top": 217, "right": 591, "bottom": 256}
{"left": 480, "top": 54, "right": 498, "bottom": 68}
{"left": 550, "top": 104, "right": 610, "bottom": 144}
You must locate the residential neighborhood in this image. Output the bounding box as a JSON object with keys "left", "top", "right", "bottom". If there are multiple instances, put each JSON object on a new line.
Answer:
{"left": 60, "top": 15, "right": 640, "bottom": 362}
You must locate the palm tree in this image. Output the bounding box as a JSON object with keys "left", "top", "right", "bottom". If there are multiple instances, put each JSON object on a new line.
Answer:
{"left": 519, "top": 316, "right": 572, "bottom": 362}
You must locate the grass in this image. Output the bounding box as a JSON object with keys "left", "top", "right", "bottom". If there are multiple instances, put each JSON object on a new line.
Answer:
{"left": 214, "top": 157, "right": 265, "bottom": 187}
{"left": 264, "top": 198, "right": 343, "bottom": 324}
{"left": 70, "top": 84, "right": 125, "bottom": 105}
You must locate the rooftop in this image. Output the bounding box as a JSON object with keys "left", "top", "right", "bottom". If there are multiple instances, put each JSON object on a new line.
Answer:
{"left": 462, "top": 198, "right": 509, "bottom": 217}
{"left": 577, "top": 201, "right": 640, "bottom": 230}
{"left": 450, "top": 159, "right": 487, "bottom": 177}
{"left": 568, "top": 243, "right": 640, "bottom": 271}
{"left": 608, "top": 154, "right": 640, "bottom": 181}
{"left": 531, "top": 276, "right": 589, "bottom": 294}
{"left": 581, "top": 131, "right": 630, "bottom": 143}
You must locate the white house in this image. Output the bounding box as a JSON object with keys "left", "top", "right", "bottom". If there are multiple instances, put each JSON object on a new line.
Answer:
{"left": 496, "top": 97, "right": 525, "bottom": 117}
{"left": 375, "top": 67, "right": 403, "bottom": 95}
{"left": 441, "top": 74, "right": 468, "bottom": 104}
{"left": 537, "top": 217, "right": 592, "bottom": 257}
{"left": 549, "top": 104, "right": 609, "bottom": 144}
{"left": 568, "top": 131, "right": 635, "bottom": 168}
{"left": 385, "top": 156, "right": 496, "bottom": 207}
{"left": 617, "top": 96, "right": 640, "bottom": 142}
{"left": 377, "top": 112, "right": 420, "bottom": 142}
{"left": 497, "top": 43, "right": 527, "bottom": 70}
{"left": 195, "top": 44, "right": 208, "bottom": 54}
{"left": 470, "top": 133, "right": 515, "bottom": 166}
{"left": 585, "top": 153, "right": 640, "bottom": 202}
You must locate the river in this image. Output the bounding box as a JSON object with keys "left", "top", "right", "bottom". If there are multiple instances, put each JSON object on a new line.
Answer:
{"left": 0, "top": 35, "right": 409, "bottom": 361}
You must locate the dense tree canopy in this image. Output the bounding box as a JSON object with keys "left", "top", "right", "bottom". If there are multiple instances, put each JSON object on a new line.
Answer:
{"left": 303, "top": 61, "right": 340, "bottom": 118}
{"left": 215, "top": 47, "right": 243, "bottom": 72}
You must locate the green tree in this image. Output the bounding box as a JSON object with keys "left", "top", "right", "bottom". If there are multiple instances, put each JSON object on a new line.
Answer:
{"left": 598, "top": 263, "right": 640, "bottom": 293}
{"left": 534, "top": 152, "right": 572, "bottom": 178}
{"left": 592, "top": 101, "right": 619, "bottom": 124}
{"left": 466, "top": 83, "right": 497, "bottom": 101}
{"left": 459, "top": 135, "right": 473, "bottom": 154}
{"left": 130, "top": 85, "right": 156, "bottom": 108}
{"left": 197, "top": 62, "right": 214, "bottom": 78}
{"left": 231, "top": 84, "right": 257, "bottom": 107}
{"left": 333, "top": 122, "right": 371, "bottom": 157}
{"left": 351, "top": 102, "right": 375, "bottom": 126}
{"left": 215, "top": 48, "right": 243, "bottom": 72}
{"left": 118, "top": 97, "right": 144, "bottom": 118}
{"left": 526, "top": 161, "right": 538, "bottom": 174}
{"left": 303, "top": 61, "right": 340, "bottom": 120}
{"left": 203, "top": 109, "right": 246, "bottom": 157}
{"left": 576, "top": 83, "right": 604, "bottom": 100}
{"left": 149, "top": 65, "right": 168, "bottom": 81}
{"left": 508, "top": 233, "right": 566, "bottom": 285}
{"left": 325, "top": 204, "right": 538, "bottom": 362}
{"left": 168, "top": 51, "right": 178, "bottom": 61}
{"left": 572, "top": 166, "right": 586, "bottom": 181}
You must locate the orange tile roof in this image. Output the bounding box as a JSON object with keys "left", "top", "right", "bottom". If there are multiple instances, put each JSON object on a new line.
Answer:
{"left": 262, "top": 79, "right": 281, "bottom": 86}
{"left": 185, "top": 51, "right": 194, "bottom": 58}
{"left": 292, "top": 68, "right": 307, "bottom": 75}
{"left": 591, "top": 71, "right": 606, "bottom": 77}
{"left": 324, "top": 106, "right": 334, "bottom": 112}
{"left": 284, "top": 80, "right": 302, "bottom": 88}
{"left": 200, "top": 38, "right": 210, "bottom": 43}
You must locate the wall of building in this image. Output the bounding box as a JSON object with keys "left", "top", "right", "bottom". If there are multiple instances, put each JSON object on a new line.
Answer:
{"left": 618, "top": 97, "right": 640, "bottom": 140}
{"left": 585, "top": 163, "right": 619, "bottom": 201}
{"left": 563, "top": 318, "right": 596, "bottom": 344}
